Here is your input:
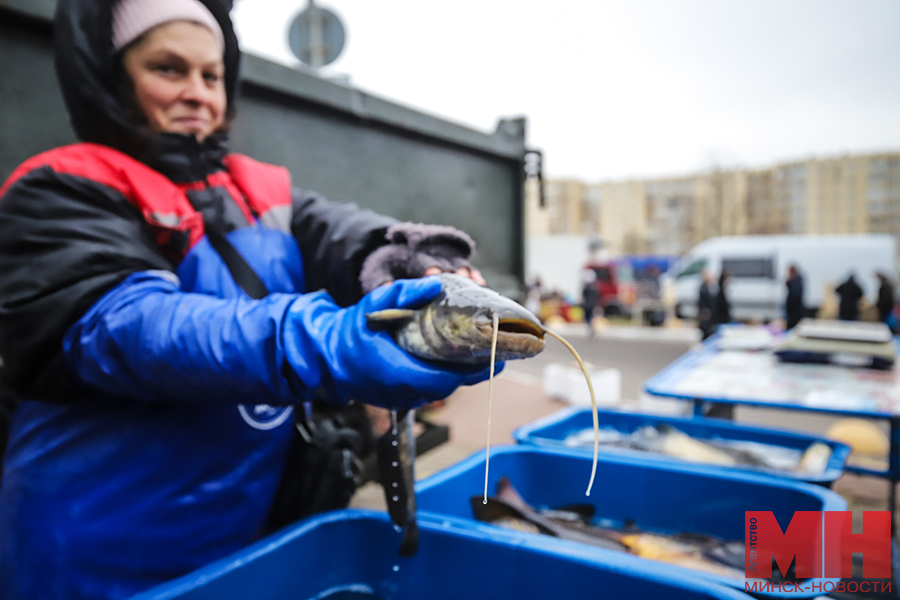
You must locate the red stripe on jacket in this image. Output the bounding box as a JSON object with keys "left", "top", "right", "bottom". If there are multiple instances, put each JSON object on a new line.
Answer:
{"left": 0, "top": 143, "right": 293, "bottom": 261}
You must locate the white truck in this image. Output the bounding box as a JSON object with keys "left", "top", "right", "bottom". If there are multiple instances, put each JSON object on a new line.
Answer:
{"left": 665, "top": 234, "right": 897, "bottom": 322}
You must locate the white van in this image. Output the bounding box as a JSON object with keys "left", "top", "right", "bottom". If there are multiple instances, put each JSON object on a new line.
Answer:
{"left": 665, "top": 234, "right": 897, "bottom": 322}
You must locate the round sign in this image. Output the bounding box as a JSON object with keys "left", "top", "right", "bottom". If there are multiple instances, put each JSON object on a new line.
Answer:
{"left": 288, "top": 5, "right": 345, "bottom": 67}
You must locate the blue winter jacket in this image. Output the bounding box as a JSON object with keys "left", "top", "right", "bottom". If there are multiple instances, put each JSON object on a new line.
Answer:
{"left": 0, "top": 142, "right": 398, "bottom": 600}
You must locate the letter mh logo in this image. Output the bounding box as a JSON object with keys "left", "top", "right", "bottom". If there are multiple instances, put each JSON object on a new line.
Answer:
{"left": 746, "top": 511, "right": 891, "bottom": 579}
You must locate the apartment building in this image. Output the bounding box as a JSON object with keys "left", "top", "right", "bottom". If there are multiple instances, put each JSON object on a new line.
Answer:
{"left": 526, "top": 151, "right": 900, "bottom": 257}
{"left": 746, "top": 169, "right": 781, "bottom": 235}
{"left": 597, "top": 180, "right": 647, "bottom": 255}
{"left": 545, "top": 179, "right": 586, "bottom": 235}
{"left": 523, "top": 176, "right": 550, "bottom": 237}
{"left": 644, "top": 177, "right": 695, "bottom": 256}
{"left": 865, "top": 155, "right": 900, "bottom": 237}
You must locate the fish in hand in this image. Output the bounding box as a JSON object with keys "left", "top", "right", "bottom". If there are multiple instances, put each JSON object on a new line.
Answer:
{"left": 370, "top": 275, "right": 605, "bottom": 556}
{"left": 370, "top": 274, "right": 600, "bottom": 498}
{"left": 366, "top": 273, "right": 546, "bottom": 365}
{"left": 368, "top": 274, "right": 547, "bottom": 557}
{"left": 376, "top": 408, "right": 418, "bottom": 557}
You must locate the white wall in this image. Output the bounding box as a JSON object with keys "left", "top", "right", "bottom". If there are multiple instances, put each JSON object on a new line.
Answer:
{"left": 526, "top": 235, "right": 596, "bottom": 301}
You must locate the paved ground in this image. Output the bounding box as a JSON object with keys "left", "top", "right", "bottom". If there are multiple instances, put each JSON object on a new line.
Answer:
{"left": 351, "top": 323, "right": 896, "bottom": 525}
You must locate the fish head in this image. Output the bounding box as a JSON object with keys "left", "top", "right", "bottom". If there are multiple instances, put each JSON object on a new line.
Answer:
{"left": 428, "top": 274, "right": 545, "bottom": 363}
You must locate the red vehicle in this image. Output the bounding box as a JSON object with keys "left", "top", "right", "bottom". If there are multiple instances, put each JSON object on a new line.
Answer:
{"left": 585, "top": 256, "right": 673, "bottom": 316}
{"left": 584, "top": 261, "right": 630, "bottom": 316}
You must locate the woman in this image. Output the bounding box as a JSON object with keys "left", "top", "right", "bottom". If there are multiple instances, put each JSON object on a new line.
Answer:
{"left": 0, "top": 1, "right": 495, "bottom": 598}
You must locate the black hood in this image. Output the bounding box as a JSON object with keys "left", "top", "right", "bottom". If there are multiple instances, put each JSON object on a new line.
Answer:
{"left": 53, "top": 0, "right": 241, "bottom": 181}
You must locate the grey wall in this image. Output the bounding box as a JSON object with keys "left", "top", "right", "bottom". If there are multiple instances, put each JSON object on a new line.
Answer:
{"left": 0, "top": 1, "right": 527, "bottom": 293}
{"left": 0, "top": 5, "right": 77, "bottom": 174}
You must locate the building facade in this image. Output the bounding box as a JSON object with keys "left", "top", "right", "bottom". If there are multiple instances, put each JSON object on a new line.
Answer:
{"left": 868, "top": 155, "right": 900, "bottom": 238}
{"left": 526, "top": 151, "right": 900, "bottom": 257}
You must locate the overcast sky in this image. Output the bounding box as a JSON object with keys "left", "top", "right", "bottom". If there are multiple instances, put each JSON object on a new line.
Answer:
{"left": 232, "top": 0, "right": 900, "bottom": 182}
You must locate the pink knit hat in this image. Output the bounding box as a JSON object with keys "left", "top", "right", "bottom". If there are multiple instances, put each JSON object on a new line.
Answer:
{"left": 112, "top": 0, "right": 225, "bottom": 52}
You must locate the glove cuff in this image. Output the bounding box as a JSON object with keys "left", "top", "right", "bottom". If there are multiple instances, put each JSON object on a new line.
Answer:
{"left": 359, "top": 222, "right": 476, "bottom": 293}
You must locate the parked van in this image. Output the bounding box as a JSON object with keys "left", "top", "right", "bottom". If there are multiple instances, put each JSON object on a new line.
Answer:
{"left": 665, "top": 235, "right": 897, "bottom": 322}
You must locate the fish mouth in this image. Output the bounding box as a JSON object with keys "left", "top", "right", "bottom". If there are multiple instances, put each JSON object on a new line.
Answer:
{"left": 497, "top": 318, "right": 545, "bottom": 339}
{"left": 476, "top": 318, "right": 546, "bottom": 341}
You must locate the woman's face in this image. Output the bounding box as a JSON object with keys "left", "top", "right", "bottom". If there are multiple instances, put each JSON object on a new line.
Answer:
{"left": 122, "top": 21, "right": 226, "bottom": 142}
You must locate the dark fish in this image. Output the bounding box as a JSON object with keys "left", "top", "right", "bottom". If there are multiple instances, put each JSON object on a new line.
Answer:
{"left": 471, "top": 477, "right": 626, "bottom": 552}
{"left": 376, "top": 409, "right": 418, "bottom": 556}
{"left": 366, "top": 273, "right": 545, "bottom": 365}
{"left": 473, "top": 477, "right": 746, "bottom": 578}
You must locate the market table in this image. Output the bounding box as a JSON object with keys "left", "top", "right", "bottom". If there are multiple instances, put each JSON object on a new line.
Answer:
{"left": 644, "top": 328, "right": 900, "bottom": 517}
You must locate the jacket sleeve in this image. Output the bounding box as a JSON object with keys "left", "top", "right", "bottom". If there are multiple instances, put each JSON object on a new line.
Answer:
{"left": 0, "top": 167, "right": 172, "bottom": 400}
{"left": 63, "top": 273, "right": 490, "bottom": 408}
{"left": 290, "top": 188, "right": 397, "bottom": 307}
{"left": 0, "top": 169, "right": 351, "bottom": 405}
{"left": 62, "top": 271, "right": 313, "bottom": 404}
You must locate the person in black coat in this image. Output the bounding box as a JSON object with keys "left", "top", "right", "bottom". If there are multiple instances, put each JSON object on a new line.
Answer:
{"left": 876, "top": 272, "right": 896, "bottom": 327}
{"left": 697, "top": 270, "right": 716, "bottom": 340}
{"left": 582, "top": 277, "right": 600, "bottom": 337}
{"left": 715, "top": 270, "right": 732, "bottom": 325}
{"left": 835, "top": 273, "right": 863, "bottom": 321}
{"left": 785, "top": 264, "right": 805, "bottom": 329}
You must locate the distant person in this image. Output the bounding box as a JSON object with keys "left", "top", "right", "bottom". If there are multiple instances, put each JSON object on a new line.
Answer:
{"left": 644, "top": 264, "right": 662, "bottom": 300}
{"left": 876, "top": 272, "right": 896, "bottom": 329}
{"left": 835, "top": 273, "right": 863, "bottom": 321}
{"left": 525, "top": 277, "right": 543, "bottom": 320}
{"left": 785, "top": 265, "right": 805, "bottom": 329}
{"left": 581, "top": 269, "right": 600, "bottom": 336}
{"left": 715, "top": 270, "right": 732, "bottom": 325}
{"left": 707, "top": 269, "right": 735, "bottom": 419}
{"left": 697, "top": 269, "right": 716, "bottom": 340}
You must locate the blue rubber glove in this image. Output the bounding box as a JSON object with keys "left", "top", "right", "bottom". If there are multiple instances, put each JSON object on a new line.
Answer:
{"left": 282, "top": 276, "right": 502, "bottom": 409}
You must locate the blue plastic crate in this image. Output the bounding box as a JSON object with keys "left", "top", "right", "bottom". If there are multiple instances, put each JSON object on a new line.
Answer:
{"left": 131, "top": 509, "right": 751, "bottom": 600}
{"left": 513, "top": 407, "right": 851, "bottom": 486}
{"left": 416, "top": 445, "right": 848, "bottom": 598}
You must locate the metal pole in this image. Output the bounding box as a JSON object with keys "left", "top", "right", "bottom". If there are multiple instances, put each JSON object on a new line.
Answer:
{"left": 308, "top": 0, "right": 324, "bottom": 70}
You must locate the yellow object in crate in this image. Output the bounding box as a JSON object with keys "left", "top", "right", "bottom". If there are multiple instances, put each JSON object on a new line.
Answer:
{"left": 825, "top": 418, "right": 889, "bottom": 458}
